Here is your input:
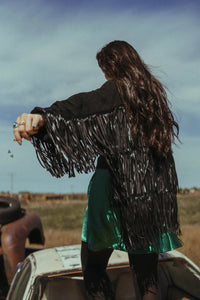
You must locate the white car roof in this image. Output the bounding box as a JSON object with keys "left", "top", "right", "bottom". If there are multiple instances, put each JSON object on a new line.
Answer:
{"left": 29, "top": 245, "right": 130, "bottom": 277}
{"left": 29, "top": 245, "right": 200, "bottom": 278}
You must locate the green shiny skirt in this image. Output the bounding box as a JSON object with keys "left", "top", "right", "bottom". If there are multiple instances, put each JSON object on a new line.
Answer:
{"left": 81, "top": 169, "right": 182, "bottom": 253}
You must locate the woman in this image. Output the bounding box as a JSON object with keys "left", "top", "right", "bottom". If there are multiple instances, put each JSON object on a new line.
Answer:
{"left": 13, "top": 41, "right": 182, "bottom": 299}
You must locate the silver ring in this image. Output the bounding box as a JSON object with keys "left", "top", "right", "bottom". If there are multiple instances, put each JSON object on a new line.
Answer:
{"left": 13, "top": 122, "right": 19, "bottom": 128}
{"left": 13, "top": 121, "right": 25, "bottom": 128}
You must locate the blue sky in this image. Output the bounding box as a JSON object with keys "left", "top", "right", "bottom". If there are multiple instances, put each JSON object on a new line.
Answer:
{"left": 0, "top": 0, "right": 199, "bottom": 193}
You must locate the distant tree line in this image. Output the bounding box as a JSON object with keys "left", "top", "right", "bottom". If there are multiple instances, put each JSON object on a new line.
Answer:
{"left": 178, "top": 187, "right": 200, "bottom": 194}
{"left": 0, "top": 192, "right": 87, "bottom": 202}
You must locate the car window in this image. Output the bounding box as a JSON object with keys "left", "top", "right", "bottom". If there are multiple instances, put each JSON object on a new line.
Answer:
{"left": 166, "top": 259, "right": 200, "bottom": 299}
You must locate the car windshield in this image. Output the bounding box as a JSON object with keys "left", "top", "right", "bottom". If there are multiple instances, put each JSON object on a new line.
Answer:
{"left": 8, "top": 260, "right": 31, "bottom": 300}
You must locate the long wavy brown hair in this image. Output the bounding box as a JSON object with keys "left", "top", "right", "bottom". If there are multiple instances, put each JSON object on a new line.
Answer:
{"left": 96, "top": 40, "right": 179, "bottom": 157}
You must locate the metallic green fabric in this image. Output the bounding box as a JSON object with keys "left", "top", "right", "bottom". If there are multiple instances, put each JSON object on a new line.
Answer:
{"left": 81, "top": 169, "right": 182, "bottom": 253}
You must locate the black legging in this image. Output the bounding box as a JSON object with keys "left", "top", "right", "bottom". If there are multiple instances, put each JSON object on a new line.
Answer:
{"left": 81, "top": 241, "right": 158, "bottom": 299}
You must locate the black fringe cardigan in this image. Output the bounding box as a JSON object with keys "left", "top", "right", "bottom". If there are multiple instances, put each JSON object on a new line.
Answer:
{"left": 31, "top": 80, "right": 181, "bottom": 251}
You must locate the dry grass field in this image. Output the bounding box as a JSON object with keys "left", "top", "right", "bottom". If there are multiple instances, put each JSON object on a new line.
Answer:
{"left": 178, "top": 225, "right": 200, "bottom": 266}
{"left": 24, "top": 192, "right": 200, "bottom": 267}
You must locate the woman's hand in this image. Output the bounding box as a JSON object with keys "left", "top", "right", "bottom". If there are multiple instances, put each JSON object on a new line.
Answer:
{"left": 13, "top": 113, "right": 44, "bottom": 145}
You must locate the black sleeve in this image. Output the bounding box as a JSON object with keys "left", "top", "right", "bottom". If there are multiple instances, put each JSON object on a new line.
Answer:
{"left": 30, "top": 80, "right": 123, "bottom": 177}
{"left": 31, "top": 80, "right": 122, "bottom": 120}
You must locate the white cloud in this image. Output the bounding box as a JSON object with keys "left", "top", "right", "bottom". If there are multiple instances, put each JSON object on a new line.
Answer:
{"left": 0, "top": 5, "right": 199, "bottom": 109}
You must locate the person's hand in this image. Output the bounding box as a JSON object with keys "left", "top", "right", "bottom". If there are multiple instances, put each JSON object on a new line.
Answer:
{"left": 13, "top": 113, "right": 44, "bottom": 145}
